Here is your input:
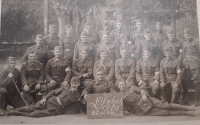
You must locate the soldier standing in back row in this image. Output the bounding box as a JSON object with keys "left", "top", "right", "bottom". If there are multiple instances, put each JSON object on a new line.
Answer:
{"left": 22, "top": 34, "right": 50, "bottom": 66}
{"left": 160, "top": 47, "right": 182, "bottom": 103}
{"left": 152, "top": 22, "right": 167, "bottom": 63}
{"left": 73, "top": 32, "right": 95, "bottom": 61}
{"left": 82, "top": 22, "right": 98, "bottom": 45}
{"left": 45, "top": 46, "right": 72, "bottom": 93}
{"left": 59, "top": 25, "right": 78, "bottom": 66}
{"left": 43, "top": 24, "right": 59, "bottom": 59}
{"left": 136, "top": 47, "right": 160, "bottom": 98}
{"left": 0, "top": 57, "right": 24, "bottom": 116}
{"left": 21, "top": 52, "right": 47, "bottom": 104}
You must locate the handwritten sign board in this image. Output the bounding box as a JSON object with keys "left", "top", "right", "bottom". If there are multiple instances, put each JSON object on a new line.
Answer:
{"left": 87, "top": 93, "right": 124, "bottom": 119}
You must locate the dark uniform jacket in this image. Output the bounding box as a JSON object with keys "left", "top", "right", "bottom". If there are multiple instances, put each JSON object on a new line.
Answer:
{"left": 59, "top": 35, "right": 77, "bottom": 54}
{"left": 136, "top": 58, "right": 160, "bottom": 83}
{"left": 45, "top": 58, "right": 71, "bottom": 83}
{"left": 20, "top": 61, "right": 44, "bottom": 88}
{"left": 73, "top": 41, "right": 95, "bottom": 61}
{"left": 0, "top": 67, "right": 21, "bottom": 97}
{"left": 72, "top": 59, "right": 94, "bottom": 79}
{"left": 81, "top": 79, "right": 114, "bottom": 95}
{"left": 41, "top": 86, "right": 80, "bottom": 112}
{"left": 95, "top": 42, "right": 120, "bottom": 61}
{"left": 162, "top": 39, "right": 182, "bottom": 59}
{"left": 130, "top": 30, "right": 144, "bottom": 46}
{"left": 115, "top": 58, "right": 136, "bottom": 82}
{"left": 160, "top": 58, "right": 181, "bottom": 84}
{"left": 183, "top": 38, "right": 200, "bottom": 58}
{"left": 22, "top": 45, "right": 50, "bottom": 66}
{"left": 110, "top": 30, "right": 126, "bottom": 45}
{"left": 44, "top": 35, "right": 59, "bottom": 51}
{"left": 93, "top": 60, "right": 114, "bottom": 81}
{"left": 84, "top": 31, "right": 98, "bottom": 45}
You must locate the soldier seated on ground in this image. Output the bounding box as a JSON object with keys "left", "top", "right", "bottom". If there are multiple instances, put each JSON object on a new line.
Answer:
{"left": 72, "top": 48, "right": 94, "bottom": 92}
{"left": 0, "top": 57, "right": 24, "bottom": 116}
{"left": 136, "top": 46, "right": 160, "bottom": 98}
{"left": 45, "top": 46, "right": 71, "bottom": 93}
{"left": 160, "top": 47, "right": 182, "bottom": 103}
{"left": 117, "top": 80, "right": 196, "bottom": 117}
{"left": 93, "top": 49, "right": 115, "bottom": 82}
{"left": 115, "top": 47, "right": 136, "bottom": 87}
{"left": 20, "top": 52, "right": 47, "bottom": 104}
{"left": 7, "top": 77, "right": 81, "bottom": 117}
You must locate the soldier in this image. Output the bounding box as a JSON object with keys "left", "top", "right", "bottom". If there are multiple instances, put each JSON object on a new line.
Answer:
{"left": 183, "top": 28, "right": 200, "bottom": 58}
{"left": 130, "top": 19, "right": 144, "bottom": 47}
{"left": 0, "top": 57, "right": 24, "bottom": 116}
{"left": 45, "top": 46, "right": 72, "bottom": 93}
{"left": 59, "top": 25, "right": 78, "bottom": 66}
{"left": 136, "top": 29, "right": 159, "bottom": 61}
{"left": 82, "top": 22, "right": 98, "bottom": 45}
{"left": 95, "top": 32, "right": 120, "bottom": 62}
{"left": 72, "top": 48, "right": 94, "bottom": 92}
{"left": 97, "top": 20, "right": 109, "bottom": 43}
{"left": 162, "top": 28, "right": 182, "bottom": 60}
{"left": 21, "top": 52, "right": 47, "bottom": 104}
{"left": 136, "top": 46, "right": 160, "bottom": 98}
{"left": 152, "top": 21, "right": 167, "bottom": 63}
{"left": 160, "top": 47, "right": 182, "bottom": 103}
{"left": 73, "top": 32, "right": 95, "bottom": 61}
{"left": 115, "top": 47, "right": 136, "bottom": 87}
{"left": 22, "top": 34, "right": 50, "bottom": 66}
{"left": 110, "top": 20, "right": 127, "bottom": 45}
{"left": 93, "top": 49, "right": 115, "bottom": 81}
{"left": 43, "top": 24, "right": 59, "bottom": 59}
{"left": 182, "top": 51, "right": 200, "bottom": 106}
{"left": 117, "top": 80, "right": 195, "bottom": 116}
{"left": 7, "top": 77, "right": 81, "bottom": 117}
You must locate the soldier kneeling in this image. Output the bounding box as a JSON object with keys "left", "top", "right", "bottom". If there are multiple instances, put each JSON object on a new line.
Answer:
{"left": 7, "top": 77, "right": 81, "bottom": 117}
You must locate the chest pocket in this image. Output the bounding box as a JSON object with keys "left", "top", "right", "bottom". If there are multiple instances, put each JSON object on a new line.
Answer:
{"left": 77, "top": 62, "right": 90, "bottom": 73}
{"left": 142, "top": 61, "right": 156, "bottom": 74}
{"left": 164, "top": 61, "right": 177, "bottom": 74}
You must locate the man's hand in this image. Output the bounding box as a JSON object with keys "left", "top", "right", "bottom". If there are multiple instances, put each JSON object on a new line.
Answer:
{"left": 177, "top": 69, "right": 182, "bottom": 73}
{"left": 8, "top": 73, "right": 14, "bottom": 78}
{"left": 154, "top": 80, "right": 159, "bottom": 85}
{"left": 179, "top": 49, "right": 184, "bottom": 53}
{"left": 83, "top": 73, "right": 89, "bottom": 78}
{"left": 84, "top": 94, "right": 88, "bottom": 101}
{"left": 23, "top": 84, "right": 30, "bottom": 92}
{"left": 124, "top": 111, "right": 130, "bottom": 116}
{"left": 65, "top": 67, "right": 71, "bottom": 72}
{"left": 142, "top": 95, "right": 148, "bottom": 102}
{"left": 40, "top": 98, "right": 46, "bottom": 105}
{"left": 35, "top": 84, "right": 41, "bottom": 90}
{"left": 128, "top": 41, "right": 132, "bottom": 45}
{"left": 62, "top": 81, "right": 69, "bottom": 87}
{"left": 50, "top": 80, "right": 56, "bottom": 86}
{"left": 138, "top": 80, "right": 145, "bottom": 86}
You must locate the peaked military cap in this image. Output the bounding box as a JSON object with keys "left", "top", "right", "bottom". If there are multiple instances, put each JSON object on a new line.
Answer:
{"left": 65, "top": 24, "right": 72, "bottom": 30}
{"left": 7, "top": 56, "right": 16, "bottom": 62}
{"left": 54, "top": 46, "right": 62, "bottom": 51}
{"left": 49, "top": 24, "right": 56, "bottom": 30}
{"left": 143, "top": 29, "right": 151, "bottom": 34}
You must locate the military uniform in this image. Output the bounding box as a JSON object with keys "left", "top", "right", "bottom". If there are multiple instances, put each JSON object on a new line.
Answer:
{"left": 0, "top": 67, "right": 24, "bottom": 111}
{"left": 93, "top": 60, "right": 115, "bottom": 81}
{"left": 84, "top": 31, "right": 98, "bottom": 45}
{"left": 152, "top": 31, "right": 167, "bottom": 63}
{"left": 73, "top": 41, "right": 95, "bottom": 61}
{"left": 123, "top": 85, "right": 194, "bottom": 116}
{"left": 22, "top": 45, "right": 50, "bottom": 66}
{"left": 162, "top": 39, "right": 182, "bottom": 59}
{"left": 59, "top": 35, "right": 77, "bottom": 66}
{"left": 115, "top": 58, "right": 136, "bottom": 86}
{"left": 45, "top": 58, "right": 72, "bottom": 92}
{"left": 20, "top": 61, "right": 47, "bottom": 103}
{"left": 9, "top": 86, "right": 80, "bottom": 117}
{"left": 136, "top": 57, "right": 160, "bottom": 97}
{"left": 160, "top": 58, "right": 182, "bottom": 103}
{"left": 95, "top": 42, "right": 120, "bottom": 61}
{"left": 130, "top": 29, "right": 144, "bottom": 47}
{"left": 136, "top": 40, "right": 159, "bottom": 61}
{"left": 183, "top": 38, "right": 200, "bottom": 58}
{"left": 72, "top": 59, "right": 94, "bottom": 89}
{"left": 43, "top": 35, "right": 59, "bottom": 59}
{"left": 110, "top": 30, "right": 126, "bottom": 45}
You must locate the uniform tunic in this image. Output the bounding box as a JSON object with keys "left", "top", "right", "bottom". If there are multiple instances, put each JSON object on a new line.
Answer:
{"left": 22, "top": 45, "right": 50, "bottom": 66}
{"left": 110, "top": 30, "right": 126, "bottom": 45}
{"left": 0, "top": 67, "right": 23, "bottom": 109}
{"left": 115, "top": 58, "right": 136, "bottom": 85}
{"left": 130, "top": 30, "right": 144, "bottom": 47}
{"left": 183, "top": 38, "right": 200, "bottom": 58}
{"left": 45, "top": 58, "right": 71, "bottom": 89}
{"left": 93, "top": 60, "right": 115, "bottom": 81}
{"left": 95, "top": 42, "right": 120, "bottom": 61}
{"left": 73, "top": 41, "right": 95, "bottom": 61}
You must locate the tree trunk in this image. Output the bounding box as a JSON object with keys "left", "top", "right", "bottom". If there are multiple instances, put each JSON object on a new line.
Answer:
{"left": 171, "top": 12, "right": 176, "bottom": 37}
{"left": 58, "top": 16, "right": 66, "bottom": 38}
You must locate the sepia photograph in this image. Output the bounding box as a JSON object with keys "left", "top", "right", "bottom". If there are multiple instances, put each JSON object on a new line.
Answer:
{"left": 0, "top": 0, "right": 200, "bottom": 124}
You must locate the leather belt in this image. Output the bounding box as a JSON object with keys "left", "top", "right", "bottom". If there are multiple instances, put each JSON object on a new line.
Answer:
{"left": 56, "top": 97, "right": 63, "bottom": 106}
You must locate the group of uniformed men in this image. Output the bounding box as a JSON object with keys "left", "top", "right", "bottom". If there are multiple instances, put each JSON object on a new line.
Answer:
{"left": 0, "top": 19, "right": 199, "bottom": 117}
